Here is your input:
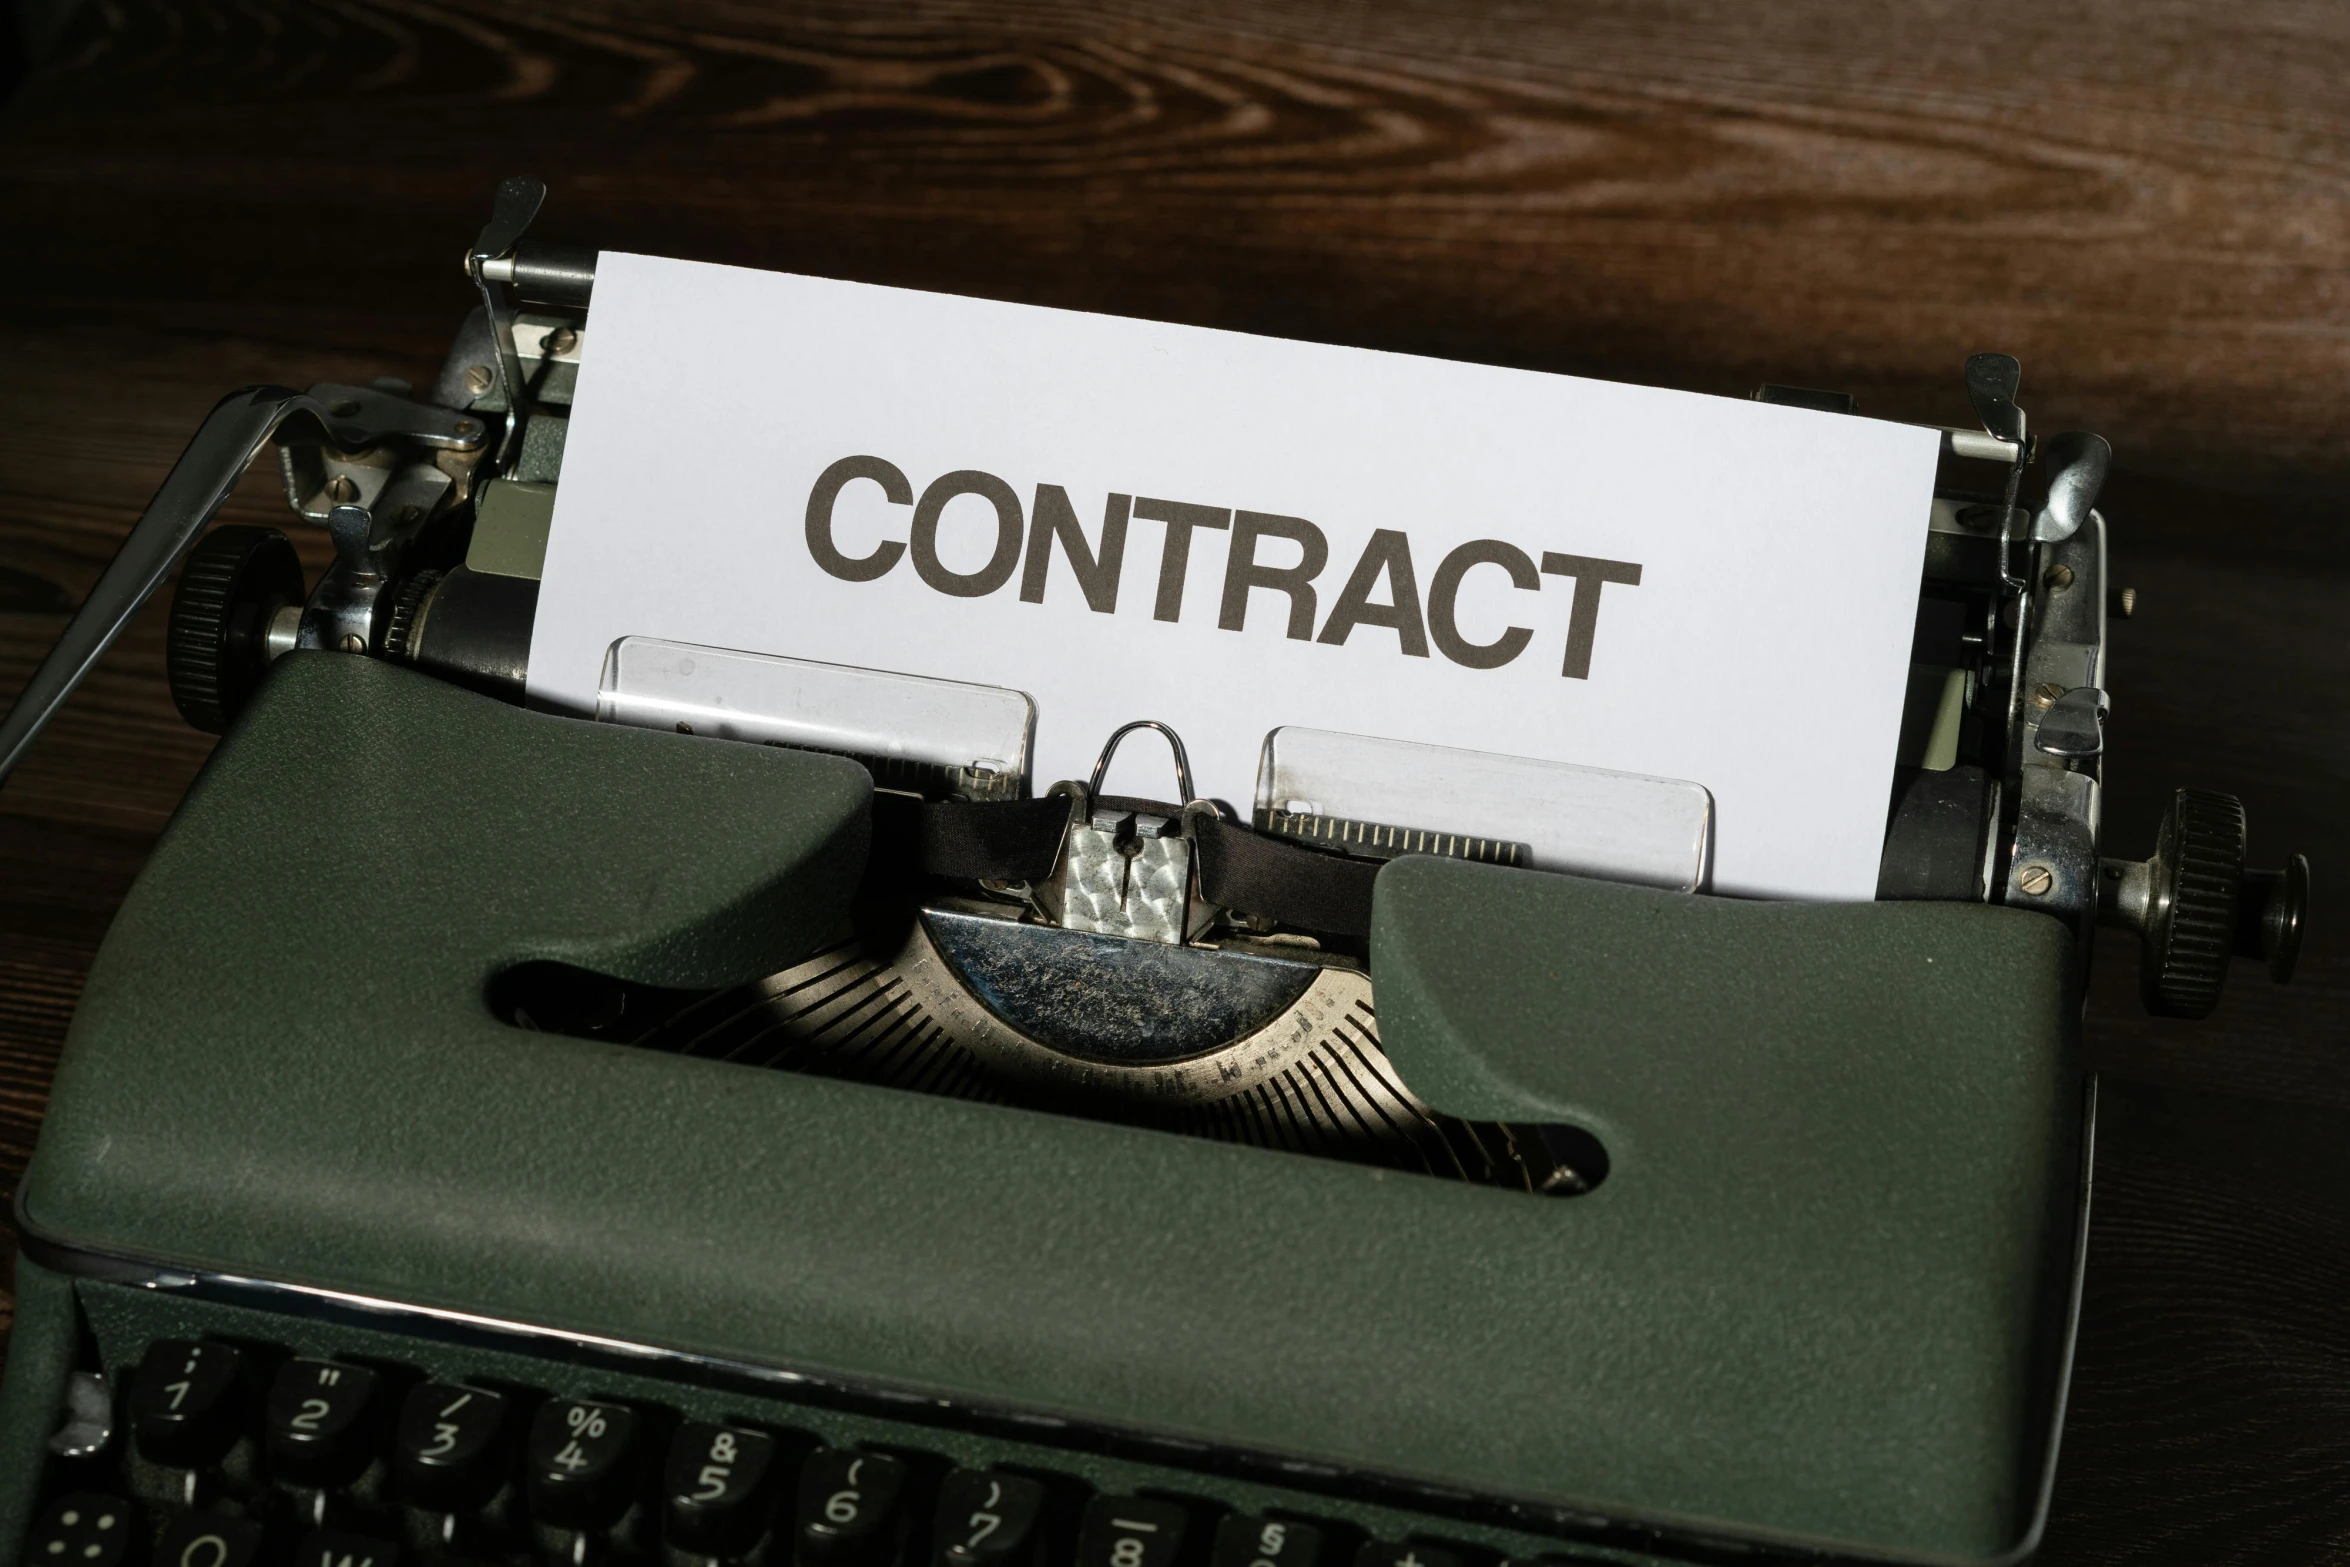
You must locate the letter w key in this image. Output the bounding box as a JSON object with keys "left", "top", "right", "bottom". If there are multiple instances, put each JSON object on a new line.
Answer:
{"left": 298, "top": 1528, "right": 401, "bottom": 1567}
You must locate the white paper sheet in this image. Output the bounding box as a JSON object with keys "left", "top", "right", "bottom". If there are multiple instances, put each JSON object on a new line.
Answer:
{"left": 530, "top": 253, "right": 1938, "bottom": 900}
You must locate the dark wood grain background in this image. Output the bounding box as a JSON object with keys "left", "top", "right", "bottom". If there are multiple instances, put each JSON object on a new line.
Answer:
{"left": 1, "top": 2, "right": 2345, "bottom": 1558}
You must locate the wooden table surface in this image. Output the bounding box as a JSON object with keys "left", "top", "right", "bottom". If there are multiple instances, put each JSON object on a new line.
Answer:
{"left": 2, "top": 2, "right": 2345, "bottom": 1559}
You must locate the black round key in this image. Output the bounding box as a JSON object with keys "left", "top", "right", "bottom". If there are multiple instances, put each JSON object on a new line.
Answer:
{"left": 267, "top": 1358, "right": 382, "bottom": 1487}
{"left": 295, "top": 1528, "right": 402, "bottom": 1567}
{"left": 936, "top": 1469, "right": 1047, "bottom": 1567}
{"left": 29, "top": 1495, "right": 138, "bottom": 1567}
{"left": 664, "top": 1421, "right": 782, "bottom": 1555}
{"left": 1212, "top": 1516, "right": 1325, "bottom": 1567}
{"left": 394, "top": 1382, "right": 511, "bottom": 1511}
{"left": 158, "top": 1513, "right": 268, "bottom": 1567}
{"left": 1077, "top": 1498, "right": 1191, "bottom": 1567}
{"left": 1353, "top": 1545, "right": 1462, "bottom": 1567}
{"left": 527, "top": 1397, "right": 641, "bottom": 1529}
{"left": 797, "top": 1448, "right": 908, "bottom": 1567}
{"left": 130, "top": 1338, "right": 249, "bottom": 1468}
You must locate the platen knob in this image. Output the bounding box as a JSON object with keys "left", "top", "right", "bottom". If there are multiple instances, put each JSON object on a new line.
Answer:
{"left": 166, "top": 525, "right": 304, "bottom": 734}
{"left": 2101, "top": 788, "right": 2311, "bottom": 1019}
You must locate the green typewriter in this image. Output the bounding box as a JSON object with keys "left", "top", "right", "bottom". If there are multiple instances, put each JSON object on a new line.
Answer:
{"left": 0, "top": 181, "right": 2310, "bottom": 1567}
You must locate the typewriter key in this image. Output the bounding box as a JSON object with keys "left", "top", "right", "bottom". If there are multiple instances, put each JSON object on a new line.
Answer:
{"left": 266, "top": 1358, "right": 382, "bottom": 1488}
{"left": 935, "top": 1469, "right": 1048, "bottom": 1567}
{"left": 665, "top": 1421, "right": 783, "bottom": 1554}
{"left": 1353, "top": 1544, "right": 1461, "bottom": 1567}
{"left": 130, "top": 1339, "right": 250, "bottom": 1469}
{"left": 394, "top": 1382, "right": 511, "bottom": 1511}
{"left": 797, "top": 1449, "right": 909, "bottom": 1567}
{"left": 293, "top": 1528, "right": 401, "bottom": 1567}
{"left": 29, "top": 1496, "right": 138, "bottom": 1567}
{"left": 1212, "top": 1517, "right": 1325, "bottom": 1567}
{"left": 157, "top": 1513, "right": 268, "bottom": 1567}
{"left": 1077, "top": 1497, "right": 1191, "bottom": 1567}
{"left": 526, "top": 1396, "right": 642, "bottom": 1528}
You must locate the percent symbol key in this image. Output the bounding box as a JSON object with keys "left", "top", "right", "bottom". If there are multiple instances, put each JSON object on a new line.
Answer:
{"left": 528, "top": 1397, "right": 643, "bottom": 1528}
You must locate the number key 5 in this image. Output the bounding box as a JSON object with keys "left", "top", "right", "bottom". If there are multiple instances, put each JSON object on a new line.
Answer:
{"left": 664, "top": 1421, "right": 783, "bottom": 1555}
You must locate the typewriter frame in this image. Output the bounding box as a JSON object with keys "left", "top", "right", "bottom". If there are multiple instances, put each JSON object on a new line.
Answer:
{"left": 0, "top": 178, "right": 2308, "bottom": 1567}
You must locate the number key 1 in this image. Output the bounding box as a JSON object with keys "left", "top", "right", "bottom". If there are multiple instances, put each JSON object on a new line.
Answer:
{"left": 130, "top": 1339, "right": 249, "bottom": 1468}
{"left": 664, "top": 1421, "right": 782, "bottom": 1555}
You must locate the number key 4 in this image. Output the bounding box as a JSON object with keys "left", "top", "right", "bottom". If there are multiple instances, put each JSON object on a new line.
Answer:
{"left": 526, "top": 1396, "right": 642, "bottom": 1529}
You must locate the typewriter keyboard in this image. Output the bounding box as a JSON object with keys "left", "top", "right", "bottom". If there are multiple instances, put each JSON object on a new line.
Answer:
{"left": 18, "top": 1278, "right": 1634, "bottom": 1567}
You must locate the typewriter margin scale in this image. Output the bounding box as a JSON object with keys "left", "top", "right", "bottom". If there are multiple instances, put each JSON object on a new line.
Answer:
{"left": 0, "top": 178, "right": 2312, "bottom": 1567}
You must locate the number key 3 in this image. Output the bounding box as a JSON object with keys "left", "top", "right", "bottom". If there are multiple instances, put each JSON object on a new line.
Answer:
{"left": 393, "top": 1382, "right": 511, "bottom": 1512}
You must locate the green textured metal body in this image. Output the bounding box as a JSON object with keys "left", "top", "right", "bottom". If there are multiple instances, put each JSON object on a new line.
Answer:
{"left": 5, "top": 655, "right": 2084, "bottom": 1563}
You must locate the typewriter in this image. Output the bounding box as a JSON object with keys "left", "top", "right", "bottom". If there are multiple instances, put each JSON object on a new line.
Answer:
{"left": 0, "top": 179, "right": 2311, "bottom": 1567}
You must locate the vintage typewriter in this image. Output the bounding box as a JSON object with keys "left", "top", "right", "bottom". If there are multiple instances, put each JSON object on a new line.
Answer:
{"left": 0, "top": 180, "right": 2311, "bottom": 1567}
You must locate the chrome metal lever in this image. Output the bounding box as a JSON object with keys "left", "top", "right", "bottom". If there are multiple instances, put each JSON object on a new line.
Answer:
{"left": 0, "top": 385, "right": 481, "bottom": 786}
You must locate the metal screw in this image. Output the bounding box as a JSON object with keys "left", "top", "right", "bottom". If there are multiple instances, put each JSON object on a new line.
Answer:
{"left": 454, "top": 418, "right": 481, "bottom": 438}
{"left": 2018, "top": 863, "right": 2055, "bottom": 896}
{"left": 325, "top": 474, "right": 357, "bottom": 505}
{"left": 544, "top": 325, "right": 580, "bottom": 355}
{"left": 338, "top": 632, "right": 367, "bottom": 654}
{"left": 463, "top": 364, "right": 494, "bottom": 396}
{"left": 2031, "top": 681, "right": 2066, "bottom": 708}
{"left": 2043, "top": 563, "right": 2075, "bottom": 592}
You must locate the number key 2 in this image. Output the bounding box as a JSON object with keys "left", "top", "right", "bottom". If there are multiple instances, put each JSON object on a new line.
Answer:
{"left": 935, "top": 1469, "right": 1047, "bottom": 1567}
{"left": 266, "top": 1358, "right": 382, "bottom": 1488}
{"left": 527, "top": 1397, "right": 641, "bottom": 1529}
{"left": 1078, "top": 1497, "right": 1190, "bottom": 1567}
{"left": 796, "top": 1448, "right": 909, "bottom": 1567}
{"left": 1212, "top": 1516, "right": 1326, "bottom": 1567}
{"left": 394, "top": 1382, "right": 511, "bottom": 1511}
{"left": 129, "top": 1338, "right": 248, "bottom": 1468}
{"left": 665, "top": 1421, "right": 782, "bottom": 1556}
